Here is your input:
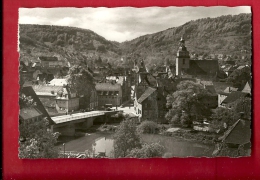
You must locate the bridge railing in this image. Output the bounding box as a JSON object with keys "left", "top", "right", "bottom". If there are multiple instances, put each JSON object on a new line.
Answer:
{"left": 52, "top": 112, "right": 105, "bottom": 124}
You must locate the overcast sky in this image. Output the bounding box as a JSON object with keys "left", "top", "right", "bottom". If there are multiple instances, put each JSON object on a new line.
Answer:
{"left": 19, "top": 6, "right": 250, "bottom": 42}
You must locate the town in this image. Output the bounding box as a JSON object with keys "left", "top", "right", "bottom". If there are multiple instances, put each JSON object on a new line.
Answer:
{"left": 19, "top": 11, "right": 252, "bottom": 158}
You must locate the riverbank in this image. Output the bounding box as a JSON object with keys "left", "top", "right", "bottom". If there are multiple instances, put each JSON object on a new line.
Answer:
{"left": 162, "top": 128, "right": 221, "bottom": 145}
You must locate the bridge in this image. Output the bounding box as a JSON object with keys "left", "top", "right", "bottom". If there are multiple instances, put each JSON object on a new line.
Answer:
{"left": 51, "top": 110, "right": 118, "bottom": 136}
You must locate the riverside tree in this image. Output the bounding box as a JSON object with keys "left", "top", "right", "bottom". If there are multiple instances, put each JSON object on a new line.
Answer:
{"left": 127, "top": 143, "right": 165, "bottom": 158}
{"left": 113, "top": 119, "right": 141, "bottom": 158}
{"left": 165, "top": 81, "right": 212, "bottom": 127}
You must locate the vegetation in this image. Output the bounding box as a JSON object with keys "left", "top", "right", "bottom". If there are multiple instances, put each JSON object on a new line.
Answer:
{"left": 19, "top": 94, "right": 60, "bottom": 158}
{"left": 127, "top": 143, "right": 164, "bottom": 158}
{"left": 19, "top": 13, "right": 251, "bottom": 70}
{"left": 227, "top": 66, "right": 251, "bottom": 88}
{"left": 67, "top": 65, "right": 95, "bottom": 109}
{"left": 19, "top": 117, "right": 60, "bottom": 158}
{"left": 210, "top": 97, "right": 252, "bottom": 132}
{"left": 113, "top": 119, "right": 142, "bottom": 158}
{"left": 137, "top": 121, "right": 159, "bottom": 134}
{"left": 165, "top": 81, "right": 212, "bottom": 127}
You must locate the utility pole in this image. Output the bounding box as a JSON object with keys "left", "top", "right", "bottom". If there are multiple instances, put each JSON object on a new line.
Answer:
{"left": 63, "top": 143, "right": 65, "bottom": 158}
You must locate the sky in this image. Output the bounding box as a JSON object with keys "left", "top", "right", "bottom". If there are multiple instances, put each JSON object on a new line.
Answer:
{"left": 19, "top": 6, "right": 251, "bottom": 42}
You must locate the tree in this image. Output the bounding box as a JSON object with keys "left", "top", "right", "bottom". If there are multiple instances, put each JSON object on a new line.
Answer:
{"left": 127, "top": 143, "right": 165, "bottom": 158}
{"left": 19, "top": 94, "right": 60, "bottom": 158}
{"left": 165, "top": 81, "right": 212, "bottom": 127}
{"left": 113, "top": 119, "right": 141, "bottom": 158}
{"left": 210, "top": 97, "right": 251, "bottom": 132}
{"left": 227, "top": 67, "right": 251, "bottom": 88}
{"left": 19, "top": 117, "right": 60, "bottom": 158}
{"left": 210, "top": 107, "right": 235, "bottom": 132}
{"left": 67, "top": 65, "right": 95, "bottom": 108}
{"left": 231, "top": 97, "right": 251, "bottom": 120}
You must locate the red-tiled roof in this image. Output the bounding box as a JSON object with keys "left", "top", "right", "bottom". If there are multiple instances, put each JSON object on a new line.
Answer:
{"left": 137, "top": 87, "right": 156, "bottom": 103}
{"left": 219, "top": 119, "right": 251, "bottom": 145}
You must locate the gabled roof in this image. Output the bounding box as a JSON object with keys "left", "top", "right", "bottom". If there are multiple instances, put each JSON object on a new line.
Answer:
{"left": 20, "top": 86, "right": 54, "bottom": 124}
{"left": 242, "top": 81, "right": 252, "bottom": 94}
{"left": 222, "top": 91, "right": 249, "bottom": 104}
{"left": 219, "top": 119, "right": 251, "bottom": 145}
{"left": 186, "top": 60, "right": 219, "bottom": 76}
{"left": 20, "top": 107, "right": 43, "bottom": 120}
{"left": 137, "top": 87, "right": 156, "bottom": 103}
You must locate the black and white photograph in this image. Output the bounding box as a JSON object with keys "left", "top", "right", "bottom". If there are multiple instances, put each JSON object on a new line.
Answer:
{"left": 18, "top": 6, "right": 252, "bottom": 158}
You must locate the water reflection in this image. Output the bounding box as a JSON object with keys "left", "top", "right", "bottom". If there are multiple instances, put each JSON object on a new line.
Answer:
{"left": 91, "top": 137, "right": 114, "bottom": 158}
{"left": 57, "top": 132, "right": 214, "bottom": 158}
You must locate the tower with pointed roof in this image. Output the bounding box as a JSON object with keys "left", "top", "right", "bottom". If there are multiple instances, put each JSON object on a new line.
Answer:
{"left": 176, "top": 37, "right": 190, "bottom": 76}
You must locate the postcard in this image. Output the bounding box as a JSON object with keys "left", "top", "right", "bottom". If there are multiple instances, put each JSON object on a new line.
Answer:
{"left": 18, "top": 6, "right": 252, "bottom": 158}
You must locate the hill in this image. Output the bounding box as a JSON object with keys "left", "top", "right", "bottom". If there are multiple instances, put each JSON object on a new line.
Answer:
{"left": 19, "top": 13, "right": 252, "bottom": 69}
{"left": 19, "top": 24, "right": 123, "bottom": 67}
{"left": 120, "top": 13, "right": 252, "bottom": 68}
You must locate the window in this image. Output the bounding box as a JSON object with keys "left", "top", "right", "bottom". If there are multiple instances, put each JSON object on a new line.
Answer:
{"left": 183, "top": 59, "right": 185, "bottom": 64}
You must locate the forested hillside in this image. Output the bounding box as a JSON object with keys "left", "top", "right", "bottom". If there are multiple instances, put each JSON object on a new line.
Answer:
{"left": 19, "top": 24, "right": 123, "bottom": 67}
{"left": 19, "top": 13, "right": 251, "bottom": 69}
{"left": 120, "top": 13, "right": 251, "bottom": 68}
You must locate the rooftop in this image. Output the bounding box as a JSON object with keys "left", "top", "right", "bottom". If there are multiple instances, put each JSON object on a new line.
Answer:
{"left": 222, "top": 91, "right": 249, "bottom": 104}
{"left": 219, "top": 119, "right": 251, "bottom": 145}
{"left": 20, "top": 107, "right": 43, "bottom": 120}
{"left": 48, "top": 79, "right": 68, "bottom": 86}
{"left": 20, "top": 86, "right": 54, "bottom": 124}
{"left": 137, "top": 87, "right": 157, "bottom": 103}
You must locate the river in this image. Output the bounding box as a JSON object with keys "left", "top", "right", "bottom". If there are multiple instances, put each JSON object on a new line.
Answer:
{"left": 57, "top": 131, "right": 214, "bottom": 158}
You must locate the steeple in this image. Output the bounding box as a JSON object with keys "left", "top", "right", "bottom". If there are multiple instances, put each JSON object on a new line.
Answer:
{"left": 176, "top": 37, "right": 190, "bottom": 76}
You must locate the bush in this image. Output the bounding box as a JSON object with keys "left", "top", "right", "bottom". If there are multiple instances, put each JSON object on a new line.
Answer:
{"left": 137, "top": 121, "right": 159, "bottom": 134}
{"left": 127, "top": 143, "right": 165, "bottom": 158}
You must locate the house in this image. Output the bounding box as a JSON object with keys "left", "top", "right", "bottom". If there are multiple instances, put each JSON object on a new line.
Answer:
{"left": 20, "top": 107, "right": 43, "bottom": 122}
{"left": 220, "top": 91, "right": 250, "bottom": 108}
{"left": 217, "top": 118, "right": 251, "bottom": 156}
{"left": 19, "top": 61, "right": 34, "bottom": 80}
{"left": 20, "top": 86, "right": 54, "bottom": 125}
{"left": 199, "top": 81, "right": 218, "bottom": 108}
{"left": 105, "top": 75, "right": 132, "bottom": 103}
{"left": 95, "top": 83, "right": 122, "bottom": 107}
{"left": 33, "top": 84, "right": 80, "bottom": 115}
{"left": 55, "top": 85, "right": 79, "bottom": 113}
{"left": 38, "top": 56, "right": 65, "bottom": 68}
{"left": 134, "top": 87, "right": 168, "bottom": 123}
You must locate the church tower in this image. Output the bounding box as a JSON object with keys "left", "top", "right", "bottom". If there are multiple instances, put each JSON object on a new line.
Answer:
{"left": 176, "top": 37, "right": 190, "bottom": 76}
